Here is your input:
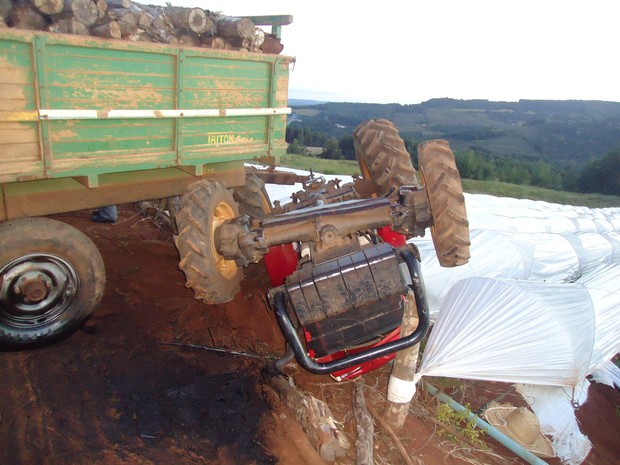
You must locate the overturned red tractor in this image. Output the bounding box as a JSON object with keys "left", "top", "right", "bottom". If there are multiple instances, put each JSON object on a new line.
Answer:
{"left": 175, "top": 119, "right": 471, "bottom": 375}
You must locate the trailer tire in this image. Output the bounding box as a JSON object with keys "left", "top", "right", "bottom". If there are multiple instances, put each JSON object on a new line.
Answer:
{"left": 418, "top": 140, "right": 471, "bottom": 267}
{"left": 353, "top": 119, "right": 419, "bottom": 198}
{"left": 0, "top": 218, "right": 106, "bottom": 349}
{"left": 233, "top": 174, "right": 272, "bottom": 219}
{"left": 174, "top": 180, "right": 242, "bottom": 304}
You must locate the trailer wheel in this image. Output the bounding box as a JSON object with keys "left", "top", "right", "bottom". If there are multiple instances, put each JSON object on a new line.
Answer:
{"left": 233, "top": 173, "right": 272, "bottom": 219}
{"left": 174, "top": 180, "right": 242, "bottom": 304}
{"left": 0, "top": 218, "right": 106, "bottom": 349}
{"left": 418, "top": 140, "right": 471, "bottom": 267}
{"left": 353, "top": 119, "right": 419, "bottom": 198}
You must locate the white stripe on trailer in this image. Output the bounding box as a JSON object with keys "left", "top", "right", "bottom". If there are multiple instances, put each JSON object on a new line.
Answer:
{"left": 39, "top": 107, "right": 292, "bottom": 120}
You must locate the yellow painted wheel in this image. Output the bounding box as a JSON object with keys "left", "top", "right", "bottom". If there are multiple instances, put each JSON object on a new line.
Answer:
{"left": 212, "top": 201, "right": 238, "bottom": 280}
{"left": 174, "top": 180, "right": 242, "bottom": 304}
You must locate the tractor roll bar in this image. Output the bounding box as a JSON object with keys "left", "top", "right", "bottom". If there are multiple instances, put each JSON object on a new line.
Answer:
{"left": 272, "top": 247, "right": 430, "bottom": 375}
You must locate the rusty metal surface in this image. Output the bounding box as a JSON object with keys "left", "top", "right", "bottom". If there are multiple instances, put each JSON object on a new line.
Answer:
{"left": 0, "top": 166, "right": 245, "bottom": 222}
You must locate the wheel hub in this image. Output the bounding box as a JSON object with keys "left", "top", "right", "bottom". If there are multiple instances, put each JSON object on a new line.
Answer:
{"left": 16, "top": 274, "right": 51, "bottom": 303}
{"left": 0, "top": 254, "right": 78, "bottom": 326}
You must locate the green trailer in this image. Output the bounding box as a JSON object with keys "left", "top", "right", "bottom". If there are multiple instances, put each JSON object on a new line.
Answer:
{"left": 0, "top": 25, "right": 294, "bottom": 347}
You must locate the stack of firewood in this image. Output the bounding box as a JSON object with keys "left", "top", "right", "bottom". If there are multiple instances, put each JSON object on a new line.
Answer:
{"left": 0, "top": 0, "right": 284, "bottom": 53}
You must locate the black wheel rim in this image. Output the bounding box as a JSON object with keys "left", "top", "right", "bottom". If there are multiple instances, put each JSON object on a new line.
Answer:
{"left": 0, "top": 253, "right": 79, "bottom": 329}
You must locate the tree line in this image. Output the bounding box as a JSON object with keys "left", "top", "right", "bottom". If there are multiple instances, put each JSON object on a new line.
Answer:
{"left": 285, "top": 125, "right": 619, "bottom": 196}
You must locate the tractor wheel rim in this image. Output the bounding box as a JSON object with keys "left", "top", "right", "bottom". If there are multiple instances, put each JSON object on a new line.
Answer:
{"left": 0, "top": 253, "right": 79, "bottom": 329}
{"left": 211, "top": 201, "right": 239, "bottom": 280}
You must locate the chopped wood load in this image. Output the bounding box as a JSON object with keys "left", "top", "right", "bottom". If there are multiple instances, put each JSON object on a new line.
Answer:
{"left": 0, "top": 0, "right": 284, "bottom": 53}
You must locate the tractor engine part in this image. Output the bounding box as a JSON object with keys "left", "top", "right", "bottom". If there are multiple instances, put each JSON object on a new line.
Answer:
{"left": 272, "top": 175, "right": 360, "bottom": 213}
{"left": 219, "top": 197, "right": 393, "bottom": 267}
{"left": 269, "top": 244, "right": 430, "bottom": 375}
{"left": 219, "top": 188, "right": 434, "bottom": 267}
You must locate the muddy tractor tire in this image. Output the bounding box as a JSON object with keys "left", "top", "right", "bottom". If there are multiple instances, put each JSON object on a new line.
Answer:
{"left": 418, "top": 140, "right": 471, "bottom": 267}
{"left": 353, "top": 119, "right": 419, "bottom": 198}
{"left": 174, "top": 180, "right": 242, "bottom": 304}
{"left": 233, "top": 173, "right": 272, "bottom": 220}
{"left": 0, "top": 218, "right": 106, "bottom": 349}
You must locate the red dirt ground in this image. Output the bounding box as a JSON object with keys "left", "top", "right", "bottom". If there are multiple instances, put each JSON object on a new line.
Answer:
{"left": 0, "top": 204, "right": 618, "bottom": 465}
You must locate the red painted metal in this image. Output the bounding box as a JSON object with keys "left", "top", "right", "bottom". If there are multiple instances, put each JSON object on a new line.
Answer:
{"left": 316, "top": 327, "right": 401, "bottom": 381}
{"left": 264, "top": 243, "right": 299, "bottom": 286}
{"left": 377, "top": 226, "right": 407, "bottom": 247}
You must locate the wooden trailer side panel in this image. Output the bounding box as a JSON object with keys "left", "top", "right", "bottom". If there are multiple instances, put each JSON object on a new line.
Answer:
{"left": 0, "top": 28, "right": 291, "bottom": 184}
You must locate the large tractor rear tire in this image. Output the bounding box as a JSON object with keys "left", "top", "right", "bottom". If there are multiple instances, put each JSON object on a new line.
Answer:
{"left": 353, "top": 119, "right": 419, "bottom": 198}
{"left": 418, "top": 140, "right": 471, "bottom": 267}
{"left": 0, "top": 218, "right": 106, "bottom": 349}
{"left": 174, "top": 180, "right": 242, "bottom": 304}
{"left": 233, "top": 173, "right": 272, "bottom": 219}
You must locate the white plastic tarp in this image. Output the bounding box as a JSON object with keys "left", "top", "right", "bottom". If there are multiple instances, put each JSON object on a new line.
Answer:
{"left": 416, "top": 277, "right": 596, "bottom": 387}
{"left": 589, "top": 359, "right": 620, "bottom": 388}
{"left": 604, "top": 232, "right": 620, "bottom": 260}
{"left": 576, "top": 263, "right": 620, "bottom": 372}
{"left": 562, "top": 233, "right": 613, "bottom": 275}
{"left": 414, "top": 229, "right": 527, "bottom": 317}
{"left": 503, "top": 232, "right": 581, "bottom": 282}
{"left": 516, "top": 382, "right": 592, "bottom": 465}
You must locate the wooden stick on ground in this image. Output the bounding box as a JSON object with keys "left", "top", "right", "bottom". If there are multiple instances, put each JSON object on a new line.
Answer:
{"left": 368, "top": 403, "right": 419, "bottom": 465}
{"left": 269, "top": 375, "right": 351, "bottom": 462}
{"left": 354, "top": 380, "right": 374, "bottom": 465}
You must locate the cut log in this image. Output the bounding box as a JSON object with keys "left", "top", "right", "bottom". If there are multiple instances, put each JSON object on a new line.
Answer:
{"left": 126, "top": 29, "right": 152, "bottom": 42}
{"left": 107, "top": 7, "right": 135, "bottom": 23}
{"left": 105, "top": 0, "right": 131, "bottom": 8}
{"left": 269, "top": 376, "right": 351, "bottom": 462}
{"left": 90, "top": 19, "right": 120, "bottom": 38}
{"left": 29, "top": 0, "right": 64, "bottom": 15}
{"left": 175, "top": 28, "right": 199, "bottom": 47}
{"left": 225, "top": 37, "right": 251, "bottom": 51}
{"left": 48, "top": 17, "right": 89, "bottom": 34}
{"left": 126, "top": 3, "right": 149, "bottom": 28}
{"left": 144, "top": 9, "right": 176, "bottom": 44}
{"left": 68, "top": 0, "right": 100, "bottom": 27}
{"left": 216, "top": 16, "right": 254, "bottom": 39}
{"left": 354, "top": 381, "right": 374, "bottom": 465}
{"left": 270, "top": 410, "right": 330, "bottom": 465}
{"left": 0, "top": 0, "right": 11, "bottom": 21}
{"left": 10, "top": 5, "right": 47, "bottom": 30}
{"left": 253, "top": 27, "right": 264, "bottom": 48}
{"left": 95, "top": 0, "right": 106, "bottom": 21}
{"left": 201, "top": 35, "right": 225, "bottom": 49}
{"left": 164, "top": 6, "right": 207, "bottom": 34}
{"left": 107, "top": 8, "right": 136, "bottom": 37}
{"left": 261, "top": 34, "right": 284, "bottom": 54}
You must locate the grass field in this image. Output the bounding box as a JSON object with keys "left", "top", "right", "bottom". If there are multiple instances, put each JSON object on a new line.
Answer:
{"left": 462, "top": 180, "right": 620, "bottom": 208}
{"left": 278, "top": 154, "right": 620, "bottom": 208}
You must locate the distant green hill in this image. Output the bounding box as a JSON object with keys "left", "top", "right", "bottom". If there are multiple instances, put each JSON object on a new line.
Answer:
{"left": 290, "top": 99, "right": 620, "bottom": 165}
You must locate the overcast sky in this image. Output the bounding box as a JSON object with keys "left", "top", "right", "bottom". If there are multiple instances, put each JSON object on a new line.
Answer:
{"left": 153, "top": 1, "right": 620, "bottom": 105}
